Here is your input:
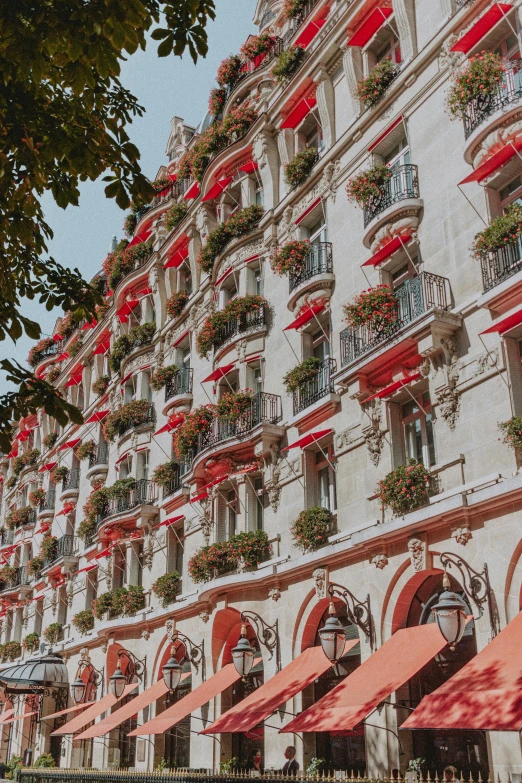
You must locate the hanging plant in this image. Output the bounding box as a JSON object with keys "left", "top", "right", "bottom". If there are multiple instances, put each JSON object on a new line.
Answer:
{"left": 72, "top": 609, "right": 95, "bottom": 635}
{"left": 152, "top": 571, "right": 181, "bottom": 607}
{"left": 43, "top": 623, "right": 63, "bottom": 645}
{"left": 228, "top": 530, "right": 270, "bottom": 568}
{"left": 27, "top": 337, "right": 55, "bottom": 368}
{"left": 240, "top": 33, "right": 274, "bottom": 61}
{"left": 43, "top": 432, "right": 58, "bottom": 451}
{"left": 103, "top": 399, "right": 153, "bottom": 442}
{"left": 291, "top": 507, "right": 332, "bottom": 552}
{"left": 27, "top": 556, "right": 44, "bottom": 577}
{"left": 285, "top": 147, "right": 318, "bottom": 189}
{"left": 152, "top": 461, "right": 181, "bottom": 489}
{"left": 377, "top": 459, "right": 432, "bottom": 516}
{"left": 197, "top": 294, "right": 267, "bottom": 358}
{"left": 41, "top": 536, "right": 58, "bottom": 562}
{"left": 105, "top": 239, "right": 153, "bottom": 291}
{"left": 216, "top": 54, "right": 242, "bottom": 87}
{"left": 499, "top": 416, "right": 522, "bottom": 451}
{"left": 45, "top": 366, "right": 61, "bottom": 384}
{"left": 111, "top": 585, "right": 146, "bottom": 617}
{"left": 6, "top": 506, "right": 33, "bottom": 530}
{"left": 283, "top": 0, "right": 309, "bottom": 19}
{"left": 222, "top": 105, "right": 258, "bottom": 141}
{"left": 28, "top": 488, "right": 46, "bottom": 507}
{"left": 77, "top": 518, "right": 97, "bottom": 541}
{"left": 108, "top": 477, "right": 136, "bottom": 499}
{"left": 346, "top": 162, "right": 392, "bottom": 205}
{"left": 108, "top": 322, "right": 156, "bottom": 372}
{"left": 76, "top": 439, "right": 97, "bottom": 461}
{"left": 209, "top": 87, "right": 227, "bottom": 117}
{"left": 216, "top": 390, "right": 255, "bottom": 420}
{"left": 271, "top": 45, "right": 305, "bottom": 83}
{"left": 56, "top": 311, "right": 79, "bottom": 340}
{"left": 448, "top": 51, "right": 504, "bottom": 118}
{"left": 22, "top": 632, "right": 40, "bottom": 653}
{"left": 356, "top": 59, "right": 400, "bottom": 109}
{"left": 173, "top": 405, "right": 216, "bottom": 459}
{"left": 6, "top": 476, "right": 16, "bottom": 490}
{"left": 0, "top": 564, "right": 17, "bottom": 584}
{"left": 164, "top": 203, "right": 188, "bottom": 232}
{"left": 33, "top": 755, "right": 56, "bottom": 769}
{"left": 344, "top": 285, "right": 399, "bottom": 332}
{"left": 198, "top": 205, "right": 264, "bottom": 275}
{"left": 188, "top": 541, "right": 231, "bottom": 583}
{"left": 3, "top": 641, "right": 21, "bottom": 661}
{"left": 92, "top": 591, "right": 114, "bottom": 620}
{"left": 82, "top": 486, "right": 112, "bottom": 526}
{"left": 153, "top": 176, "right": 171, "bottom": 193}
{"left": 92, "top": 375, "right": 110, "bottom": 396}
{"left": 270, "top": 240, "right": 310, "bottom": 276}
{"left": 472, "top": 204, "right": 522, "bottom": 260}
{"left": 50, "top": 465, "right": 68, "bottom": 485}
{"left": 166, "top": 290, "right": 190, "bottom": 319}
{"left": 283, "top": 357, "right": 322, "bottom": 394}
{"left": 67, "top": 337, "right": 83, "bottom": 358}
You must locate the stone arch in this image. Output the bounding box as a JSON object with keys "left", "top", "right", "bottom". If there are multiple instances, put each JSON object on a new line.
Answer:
{"left": 296, "top": 593, "right": 347, "bottom": 654}
{"left": 211, "top": 607, "right": 242, "bottom": 672}
{"left": 503, "top": 536, "right": 522, "bottom": 622}
{"left": 153, "top": 635, "right": 188, "bottom": 683}
{"left": 381, "top": 562, "right": 444, "bottom": 639}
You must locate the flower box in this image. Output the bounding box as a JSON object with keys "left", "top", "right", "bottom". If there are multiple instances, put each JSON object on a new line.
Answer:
{"left": 283, "top": 357, "right": 322, "bottom": 394}
{"left": 448, "top": 52, "right": 504, "bottom": 119}
{"left": 356, "top": 59, "right": 400, "bottom": 109}
{"left": 270, "top": 240, "right": 310, "bottom": 276}
{"left": 173, "top": 405, "right": 216, "bottom": 459}
{"left": 166, "top": 290, "right": 190, "bottom": 319}
{"left": 377, "top": 459, "right": 433, "bottom": 516}
{"left": 499, "top": 416, "right": 522, "bottom": 451}
{"left": 197, "top": 294, "right": 267, "bottom": 358}
{"left": 152, "top": 571, "right": 181, "bottom": 607}
{"left": 72, "top": 610, "right": 95, "bottom": 635}
{"left": 271, "top": 45, "right": 305, "bottom": 83}
{"left": 346, "top": 163, "right": 392, "bottom": 205}
{"left": 103, "top": 399, "right": 154, "bottom": 442}
{"left": 285, "top": 147, "right": 318, "bottom": 189}
{"left": 472, "top": 205, "right": 522, "bottom": 261}
{"left": 198, "top": 205, "right": 264, "bottom": 275}
{"left": 344, "top": 285, "right": 399, "bottom": 332}
{"left": 43, "top": 623, "right": 63, "bottom": 646}
{"left": 291, "top": 507, "right": 332, "bottom": 552}
{"left": 76, "top": 439, "right": 96, "bottom": 461}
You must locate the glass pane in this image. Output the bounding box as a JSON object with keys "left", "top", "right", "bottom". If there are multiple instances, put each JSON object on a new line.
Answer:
{"left": 318, "top": 466, "right": 330, "bottom": 510}
{"left": 404, "top": 419, "right": 422, "bottom": 463}
{"left": 402, "top": 399, "right": 419, "bottom": 418}
{"left": 426, "top": 413, "right": 436, "bottom": 467}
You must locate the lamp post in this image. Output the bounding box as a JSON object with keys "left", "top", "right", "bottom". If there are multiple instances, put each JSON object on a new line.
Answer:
{"left": 318, "top": 583, "right": 374, "bottom": 665}
{"left": 162, "top": 631, "right": 204, "bottom": 693}
{"left": 231, "top": 611, "right": 280, "bottom": 677}
{"left": 108, "top": 649, "right": 145, "bottom": 699}
{"left": 70, "top": 653, "right": 103, "bottom": 705}
{"left": 318, "top": 601, "right": 349, "bottom": 663}
{"left": 431, "top": 571, "right": 468, "bottom": 650}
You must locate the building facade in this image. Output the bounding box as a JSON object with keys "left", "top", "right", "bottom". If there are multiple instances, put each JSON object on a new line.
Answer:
{"left": 1, "top": 0, "right": 522, "bottom": 777}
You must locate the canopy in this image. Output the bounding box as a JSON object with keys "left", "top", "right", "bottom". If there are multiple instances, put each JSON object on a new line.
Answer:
{"left": 164, "top": 236, "right": 190, "bottom": 269}
{"left": 451, "top": 3, "right": 512, "bottom": 53}
{"left": 156, "top": 514, "right": 185, "bottom": 529}
{"left": 283, "top": 428, "right": 333, "bottom": 451}
{"left": 348, "top": 7, "right": 393, "bottom": 46}
{"left": 117, "top": 300, "right": 139, "bottom": 322}
{"left": 51, "top": 682, "right": 137, "bottom": 736}
{"left": 43, "top": 703, "right": 95, "bottom": 721}
{"left": 0, "top": 652, "right": 69, "bottom": 693}
{"left": 284, "top": 302, "right": 325, "bottom": 330}
{"left": 294, "top": 6, "right": 330, "bottom": 48}
{"left": 460, "top": 138, "right": 522, "bottom": 185}
{"left": 128, "top": 662, "right": 257, "bottom": 736}
{"left": 282, "top": 624, "right": 447, "bottom": 733}
{"left": 238, "top": 161, "right": 259, "bottom": 174}
{"left": 481, "top": 306, "right": 522, "bottom": 335}
{"left": 363, "top": 234, "right": 411, "bottom": 267}
{"left": 65, "top": 369, "right": 83, "bottom": 388}
{"left": 203, "top": 643, "right": 358, "bottom": 735}
{"left": 58, "top": 438, "right": 81, "bottom": 452}
{"left": 362, "top": 373, "right": 421, "bottom": 403}
{"left": 0, "top": 709, "right": 14, "bottom": 724}
{"left": 184, "top": 181, "right": 201, "bottom": 200}
{"left": 38, "top": 462, "right": 57, "bottom": 473}
{"left": 3, "top": 711, "right": 38, "bottom": 725}
{"left": 93, "top": 339, "right": 110, "bottom": 356}
{"left": 154, "top": 413, "right": 184, "bottom": 436}
{"left": 85, "top": 410, "right": 109, "bottom": 423}
{"left": 202, "top": 364, "right": 235, "bottom": 383}
{"left": 281, "top": 96, "right": 317, "bottom": 130}
{"left": 203, "top": 177, "right": 233, "bottom": 202}
{"left": 402, "top": 611, "right": 522, "bottom": 731}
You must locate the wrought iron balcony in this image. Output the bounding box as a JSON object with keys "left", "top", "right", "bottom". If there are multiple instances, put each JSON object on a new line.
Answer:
{"left": 289, "top": 242, "right": 333, "bottom": 293}
{"left": 0, "top": 530, "right": 14, "bottom": 548}
{"left": 88, "top": 442, "right": 109, "bottom": 469}
{"left": 363, "top": 164, "right": 420, "bottom": 228}
{"left": 283, "top": 0, "right": 321, "bottom": 45}
{"left": 37, "top": 340, "right": 63, "bottom": 362}
{"left": 165, "top": 368, "right": 193, "bottom": 402}
{"left": 340, "top": 272, "right": 450, "bottom": 367}
{"left": 223, "top": 37, "right": 284, "bottom": 102}
{"left": 62, "top": 469, "right": 80, "bottom": 492}
{"left": 39, "top": 488, "right": 55, "bottom": 512}
{"left": 0, "top": 566, "right": 30, "bottom": 591}
{"left": 117, "top": 403, "right": 155, "bottom": 438}
{"left": 96, "top": 479, "right": 158, "bottom": 525}
{"left": 464, "top": 60, "right": 522, "bottom": 138}
{"left": 162, "top": 465, "right": 183, "bottom": 499}
{"left": 213, "top": 307, "right": 266, "bottom": 352}
{"left": 480, "top": 237, "right": 522, "bottom": 292}
{"left": 43, "top": 535, "right": 77, "bottom": 568}
{"left": 292, "top": 358, "right": 336, "bottom": 416}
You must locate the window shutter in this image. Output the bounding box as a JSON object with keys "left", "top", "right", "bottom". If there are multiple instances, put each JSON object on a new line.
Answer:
{"left": 215, "top": 495, "right": 227, "bottom": 542}
{"left": 303, "top": 450, "right": 317, "bottom": 509}
{"left": 387, "top": 402, "right": 404, "bottom": 469}
{"left": 504, "top": 337, "right": 522, "bottom": 417}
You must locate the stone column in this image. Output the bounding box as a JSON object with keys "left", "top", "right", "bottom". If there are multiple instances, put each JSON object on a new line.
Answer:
{"left": 315, "top": 69, "right": 335, "bottom": 150}
{"left": 342, "top": 47, "right": 363, "bottom": 121}
{"left": 253, "top": 130, "right": 280, "bottom": 211}
{"left": 393, "top": 0, "right": 417, "bottom": 63}
{"left": 276, "top": 129, "right": 295, "bottom": 200}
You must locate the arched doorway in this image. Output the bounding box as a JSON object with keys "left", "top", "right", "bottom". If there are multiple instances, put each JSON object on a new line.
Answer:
{"left": 402, "top": 572, "right": 488, "bottom": 780}
{"left": 153, "top": 641, "right": 192, "bottom": 770}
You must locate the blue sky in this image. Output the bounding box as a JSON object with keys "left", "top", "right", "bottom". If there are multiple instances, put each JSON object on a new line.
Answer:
{"left": 0, "top": 0, "right": 257, "bottom": 394}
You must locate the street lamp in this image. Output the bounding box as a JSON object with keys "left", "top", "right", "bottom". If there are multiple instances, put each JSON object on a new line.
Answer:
{"left": 231, "top": 624, "right": 257, "bottom": 677}
{"left": 432, "top": 571, "right": 468, "bottom": 650}
{"left": 231, "top": 610, "right": 280, "bottom": 677}
{"left": 109, "top": 659, "right": 127, "bottom": 699}
{"left": 70, "top": 653, "right": 102, "bottom": 705}
{"left": 318, "top": 601, "right": 348, "bottom": 663}
{"left": 162, "top": 646, "right": 183, "bottom": 693}
{"left": 162, "top": 631, "right": 205, "bottom": 692}
{"left": 71, "top": 676, "right": 87, "bottom": 705}
{"left": 436, "top": 552, "right": 498, "bottom": 641}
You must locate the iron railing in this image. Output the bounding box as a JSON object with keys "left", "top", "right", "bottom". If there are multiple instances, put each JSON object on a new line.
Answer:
{"left": 213, "top": 307, "right": 266, "bottom": 351}
{"left": 223, "top": 37, "right": 284, "bottom": 103}
{"left": 283, "top": 0, "right": 321, "bottom": 45}
{"left": 39, "top": 487, "right": 55, "bottom": 512}
{"left": 289, "top": 242, "right": 333, "bottom": 292}
{"left": 117, "top": 403, "right": 155, "bottom": 438}
{"left": 165, "top": 368, "right": 194, "bottom": 402}
{"left": 292, "top": 358, "right": 336, "bottom": 415}
{"left": 0, "top": 530, "right": 14, "bottom": 548}
{"left": 88, "top": 442, "right": 109, "bottom": 469}
{"left": 340, "top": 272, "right": 450, "bottom": 367}
{"left": 464, "top": 59, "right": 522, "bottom": 138}
{"left": 84, "top": 531, "right": 96, "bottom": 549}
{"left": 0, "top": 566, "right": 30, "bottom": 591}
{"left": 162, "top": 465, "right": 183, "bottom": 499}
{"left": 96, "top": 479, "right": 158, "bottom": 524}
{"left": 62, "top": 468, "right": 80, "bottom": 492}
{"left": 43, "top": 535, "right": 76, "bottom": 568}
{"left": 480, "top": 237, "right": 522, "bottom": 292}
{"left": 36, "top": 341, "right": 63, "bottom": 363}
{"left": 19, "top": 770, "right": 402, "bottom": 783}
{"left": 363, "top": 164, "right": 420, "bottom": 227}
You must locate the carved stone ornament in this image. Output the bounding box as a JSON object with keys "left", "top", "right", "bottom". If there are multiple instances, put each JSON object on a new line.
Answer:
{"left": 100, "top": 640, "right": 108, "bottom": 654}
{"left": 369, "top": 216, "right": 419, "bottom": 256}
{"left": 268, "top": 587, "right": 281, "bottom": 602}
{"left": 472, "top": 118, "right": 522, "bottom": 171}
{"left": 141, "top": 629, "right": 151, "bottom": 641}
{"left": 285, "top": 159, "right": 341, "bottom": 229}
{"left": 143, "top": 534, "right": 154, "bottom": 570}
{"left": 408, "top": 538, "right": 426, "bottom": 572}
{"left": 313, "top": 567, "right": 327, "bottom": 599}
{"left": 452, "top": 524, "right": 472, "bottom": 546}
{"left": 66, "top": 577, "right": 75, "bottom": 608}
{"left": 362, "top": 398, "right": 385, "bottom": 466}
{"left": 199, "top": 610, "right": 210, "bottom": 623}
{"left": 51, "top": 588, "right": 58, "bottom": 616}
{"left": 371, "top": 554, "right": 388, "bottom": 570}
{"left": 22, "top": 602, "right": 29, "bottom": 628}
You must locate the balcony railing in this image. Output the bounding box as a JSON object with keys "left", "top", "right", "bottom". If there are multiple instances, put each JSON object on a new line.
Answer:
{"left": 289, "top": 242, "right": 333, "bottom": 292}
{"left": 464, "top": 59, "right": 522, "bottom": 138}
{"left": 117, "top": 403, "right": 155, "bottom": 438}
{"left": 162, "top": 465, "right": 183, "bottom": 499}
{"left": 223, "top": 37, "right": 284, "bottom": 102}
{"left": 363, "top": 164, "right": 420, "bottom": 228}
{"left": 213, "top": 307, "right": 266, "bottom": 351}
{"left": 37, "top": 340, "right": 63, "bottom": 362}
{"left": 62, "top": 469, "right": 80, "bottom": 492}
{"left": 340, "top": 272, "right": 450, "bottom": 367}
{"left": 43, "top": 534, "right": 77, "bottom": 568}
{"left": 39, "top": 488, "right": 55, "bottom": 512}
{"left": 0, "top": 530, "right": 14, "bottom": 548}
{"left": 190, "top": 392, "right": 282, "bottom": 460}
{"left": 88, "top": 442, "right": 109, "bottom": 469}
{"left": 292, "top": 358, "right": 336, "bottom": 415}
{"left": 165, "top": 368, "right": 194, "bottom": 402}
{"left": 96, "top": 479, "right": 158, "bottom": 524}
{"left": 0, "top": 566, "right": 30, "bottom": 591}
{"left": 283, "top": 0, "right": 321, "bottom": 45}
{"left": 480, "top": 237, "right": 522, "bottom": 292}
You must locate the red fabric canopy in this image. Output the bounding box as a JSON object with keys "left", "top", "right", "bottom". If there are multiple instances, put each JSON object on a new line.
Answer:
{"left": 74, "top": 564, "right": 96, "bottom": 575}
{"left": 58, "top": 438, "right": 81, "bottom": 452}
{"left": 3, "top": 711, "right": 38, "bottom": 725}
{"left": 127, "top": 229, "right": 151, "bottom": 249}
{"left": 282, "top": 624, "right": 447, "bottom": 733}
{"left": 460, "top": 138, "right": 522, "bottom": 184}
{"left": 81, "top": 319, "right": 97, "bottom": 331}
{"left": 368, "top": 116, "right": 404, "bottom": 153}
{"left": 294, "top": 7, "right": 329, "bottom": 48}
{"left": 284, "top": 302, "right": 325, "bottom": 330}
{"left": 238, "top": 161, "right": 259, "bottom": 174}
{"left": 117, "top": 300, "right": 139, "bottom": 322}
{"left": 283, "top": 428, "right": 333, "bottom": 451}
{"left": 451, "top": 3, "right": 512, "bottom": 53}
{"left": 362, "top": 373, "right": 421, "bottom": 403}
{"left": 85, "top": 410, "right": 109, "bottom": 423}
{"left": 55, "top": 351, "right": 70, "bottom": 362}
{"left": 0, "top": 709, "right": 14, "bottom": 724}
{"left": 65, "top": 369, "right": 83, "bottom": 388}
{"left": 56, "top": 503, "right": 75, "bottom": 517}
{"left": 403, "top": 611, "right": 522, "bottom": 731}
{"left": 481, "top": 306, "right": 522, "bottom": 335}
{"left": 156, "top": 514, "right": 185, "bottom": 529}
{"left": 363, "top": 234, "right": 412, "bottom": 267}
{"left": 93, "top": 339, "right": 110, "bottom": 356}
{"left": 202, "top": 363, "right": 235, "bottom": 383}
{"left": 203, "top": 176, "right": 233, "bottom": 202}
{"left": 154, "top": 413, "right": 184, "bottom": 436}
{"left": 38, "top": 461, "right": 57, "bottom": 473}
{"left": 347, "top": 7, "right": 393, "bottom": 46}
{"left": 184, "top": 181, "right": 200, "bottom": 200}
{"left": 51, "top": 683, "right": 137, "bottom": 735}
{"left": 44, "top": 703, "right": 95, "bottom": 721}
{"left": 281, "top": 96, "right": 317, "bottom": 129}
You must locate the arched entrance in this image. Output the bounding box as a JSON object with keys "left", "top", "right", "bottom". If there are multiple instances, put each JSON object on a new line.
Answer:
{"left": 400, "top": 571, "right": 488, "bottom": 780}
{"left": 153, "top": 641, "right": 192, "bottom": 770}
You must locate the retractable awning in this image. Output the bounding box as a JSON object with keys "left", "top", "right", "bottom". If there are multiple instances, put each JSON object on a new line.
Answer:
{"left": 347, "top": 7, "right": 393, "bottom": 46}
{"left": 65, "top": 369, "right": 83, "bottom": 388}
{"left": 85, "top": 410, "right": 109, "bottom": 423}
{"left": 402, "top": 611, "right": 522, "bottom": 731}
{"left": 459, "top": 138, "right": 522, "bottom": 185}
{"left": 202, "top": 364, "right": 235, "bottom": 383}
{"left": 281, "top": 624, "right": 447, "bottom": 733}
{"left": 284, "top": 302, "right": 325, "bottom": 330}
{"left": 164, "top": 236, "right": 190, "bottom": 269}
{"left": 184, "top": 181, "right": 200, "bottom": 200}
{"left": 203, "top": 177, "right": 233, "bottom": 202}
{"left": 362, "top": 373, "right": 421, "bottom": 404}
{"left": 51, "top": 682, "right": 137, "bottom": 735}
{"left": 38, "top": 462, "right": 57, "bottom": 473}
{"left": 127, "top": 661, "right": 259, "bottom": 736}
{"left": 481, "top": 306, "right": 522, "bottom": 335}
{"left": 0, "top": 709, "right": 14, "bottom": 724}
{"left": 156, "top": 514, "right": 185, "bottom": 529}
{"left": 43, "top": 703, "right": 95, "bottom": 721}
{"left": 363, "top": 234, "right": 412, "bottom": 267}
{"left": 283, "top": 428, "right": 333, "bottom": 451}
{"left": 3, "top": 711, "right": 38, "bottom": 725}
{"left": 281, "top": 96, "right": 317, "bottom": 129}
{"left": 451, "top": 3, "right": 512, "bottom": 53}
{"left": 93, "top": 339, "right": 110, "bottom": 356}
{"left": 294, "top": 4, "right": 330, "bottom": 48}
{"left": 154, "top": 413, "right": 184, "bottom": 436}
{"left": 203, "top": 643, "right": 358, "bottom": 735}
{"left": 58, "top": 438, "right": 81, "bottom": 452}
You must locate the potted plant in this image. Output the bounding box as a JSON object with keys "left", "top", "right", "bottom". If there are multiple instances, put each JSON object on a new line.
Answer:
{"left": 27, "top": 556, "right": 44, "bottom": 577}
{"left": 50, "top": 465, "right": 68, "bottom": 484}
{"left": 41, "top": 536, "right": 59, "bottom": 562}
{"left": 76, "top": 439, "right": 97, "bottom": 461}
{"left": 0, "top": 564, "right": 17, "bottom": 584}
{"left": 108, "top": 477, "right": 136, "bottom": 499}
{"left": 271, "top": 45, "right": 305, "bottom": 83}
{"left": 5, "top": 476, "right": 16, "bottom": 490}
{"left": 56, "top": 310, "right": 79, "bottom": 340}
{"left": 111, "top": 584, "right": 145, "bottom": 617}
{"left": 499, "top": 416, "right": 522, "bottom": 451}
{"left": 6, "top": 506, "right": 33, "bottom": 530}
{"left": 33, "top": 755, "right": 56, "bottom": 769}
{"left": 241, "top": 33, "right": 274, "bottom": 61}
{"left": 216, "top": 54, "right": 242, "bottom": 87}
{"left": 72, "top": 609, "right": 95, "bottom": 635}
{"left": 270, "top": 240, "right": 310, "bottom": 276}
{"left": 152, "top": 461, "right": 180, "bottom": 489}
{"left": 28, "top": 488, "right": 46, "bottom": 507}
{"left": 283, "top": 357, "right": 322, "bottom": 394}
{"left": 377, "top": 459, "right": 432, "bottom": 516}
{"left": 173, "top": 405, "right": 216, "bottom": 459}
{"left": 43, "top": 623, "right": 63, "bottom": 646}
{"left": 27, "top": 337, "right": 55, "bottom": 368}
{"left": 103, "top": 399, "right": 154, "bottom": 442}
{"left": 164, "top": 202, "right": 188, "bottom": 232}
{"left": 188, "top": 542, "right": 231, "bottom": 583}
{"left": 3, "top": 641, "right": 21, "bottom": 661}
{"left": 209, "top": 87, "right": 227, "bottom": 117}
{"left": 472, "top": 204, "right": 522, "bottom": 261}
{"left": 92, "top": 375, "right": 110, "bottom": 396}
{"left": 346, "top": 162, "right": 392, "bottom": 205}
{"left": 43, "top": 432, "right": 58, "bottom": 450}
{"left": 356, "top": 59, "right": 400, "bottom": 108}
{"left": 45, "top": 366, "right": 61, "bottom": 383}
{"left": 150, "top": 364, "right": 179, "bottom": 391}
{"left": 22, "top": 632, "right": 40, "bottom": 654}
{"left": 197, "top": 294, "right": 267, "bottom": 358}
{"left": 198, "top": 205, "right": 264, "bottom": 275}
{"left": 291, "top": 507, "right": 332, "bottom": 552}
{"left": 448, "top": 51, "right": 504, "bottom": 118}
{"left": 166, "top": 290, "right": 190, "bottom": 319}
{"left": 283, "top": 0, "right": 309, "bottom": 19}
{"left": 344, "top": 284, "right": 399, "bottom": 333}
{"left": 152, "top": 571, "right": 181, "bottom": 607}
{"left": 92, "top": 591, "right": 114, "bottom": 620}
{"left": 77, "top": 518, "right": 97, "bottom": 541}
{"left": 285, "top": 147, "right": 318, "bottom": 189}
{"left": 216, "top": 390, "right": 255, "bottom": 420}
{"left": 82, "top": 486, "right": 112, "bottom": 526}
{"left": 228, "top": 530, "right": 270, "bottom": 568}
{"left": 108, "top": 321, "right": 156, "bottom": 372}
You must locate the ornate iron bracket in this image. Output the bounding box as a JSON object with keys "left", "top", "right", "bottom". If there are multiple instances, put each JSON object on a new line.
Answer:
{"left": 440, "top": 552, "right": 498, "bottom": 637}
{"left": 241, "top": 610, "right": 281, "bottom": 671}
{"left": 328, "top": 582, "right": 374, "bottom": 651}
{"left": 117, "top": 648, "right": 146, "bottom": 686}
{"left": 172, "top": 632, "right": 205, "bottom": 680}
{"left": 75, "top": 653, "right": 103, "bottom": 702}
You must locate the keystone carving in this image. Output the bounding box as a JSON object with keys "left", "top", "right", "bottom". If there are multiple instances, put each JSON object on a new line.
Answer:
{"left": 268, "top": 587, "right": 281, "bottom": 602}
{"left": 362, "top": 398, "right": 385, "bottom": 466}
{"left": 199, "top": 610, "right": 210, "bottom": 623}
{"left": 165, "top": 618, "right": 174, "bottom": 639}
{"left": 313, "top": 567, "right": 327, "bottom": 599}
{"left": 371, "top": 554, "right": 388, "bottom": 569}
{"left": 452, "top": 524, "right": 472, "bottom": 546}
{"left": 408, "top": 538, "right": 426, "bottom": 572}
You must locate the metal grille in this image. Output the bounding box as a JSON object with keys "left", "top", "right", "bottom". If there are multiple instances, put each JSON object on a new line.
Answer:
{"left": 117, "top": 403, "right": 155, "bottom": 438}
{"left": 292, "top": 358, "right": 337, "bottom": 415}
{"left": 62, "top": 469, "right": 80, "bottom": 491}
{"left": 0, "top": 566, "right": 30, "bottom": 590}
{"left": 165, "top": 368, "right": 194, "bottom": 402}
{"left": 88, "top": 442, "right": 109, "bottom": 468}
{"left": 340, "top": 272, "right": 449, "bottom": 367}
{"left": 363, "top": 164, "right": 420, "bottom": 227}
{"left": 289, "top": 242, "right": 333, "bottom": 292}
{"left": 481, "top": 238, "right": 522, "bottom": 291}
{"left": 0, "top": 530, "right": 14, "bottom": 547}
{"left": 213, "top": 307, "right": 266, "bottom": 351}
{"left": 39, "top": 487, "right": 56, "bottom": 512}
{"left": 162, "top": 465, "right": 183, "bottom": 499}
{"left": 43, "top": 535, "right": 76, "bottom": 568}
{"left": 96, "top": 479, "right": 158, "bottom": 524}
{"left": 464, "top": 60, "right": 522, "bottom": 138}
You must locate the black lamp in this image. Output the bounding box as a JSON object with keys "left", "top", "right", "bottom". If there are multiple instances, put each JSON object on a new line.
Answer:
{"left": 318, "top": 601, "right": 347, "bottom": 663}
{"left": 71, "top": 676, "right": 86, "bottom": 705}
{"left": 162, "top": 646, "right": 183, "bottom": 692}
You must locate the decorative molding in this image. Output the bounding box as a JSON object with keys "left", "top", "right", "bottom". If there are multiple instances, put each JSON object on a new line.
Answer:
{"left": 371, "top": 553, "right": 388, "bottom": 569}
{"left": 369, "top": 216, "right": 419, "bottom": 255}
{"left": 408, "top": 537, "right": 426, "bottom": 572}
{"left": 313, "top": 567, "right": 327, "bottom": 599}
{"left": 452, "top": 524, "right": 472, "bottom": 546}
{"left": 268, "top": 587, "right": 281, "bottom": 602}
{"left": 362, "top": 398, "right": 385, "bottom": 466}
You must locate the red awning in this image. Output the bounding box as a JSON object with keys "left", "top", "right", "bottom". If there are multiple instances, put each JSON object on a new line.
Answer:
{"left": 403, "top": 611, "right": 522, "bottom": 731}
{"left": 282, "top": 624, "right": 447, "bottom": 733}
{"left": 156, "top": 514, "right": 185, "bottom": 529}
{"left": 460, "top": 138, "right": 522, "bottom": 184}
{"left": 295, "top": 197, "right": 322, "bottom": 225}
{"left": 164, "top": 235, "right": 190, "bottom": 269}
{"left": 127, "top": 229, "right": 151, "bottom": 249}
{"left": 120, "top": 371, "right": 133, "bottom": 386}
{"left": 51, "top": 683, "right": 137, "bottom": 735}
{"left": 184, "top": 181, "right": 200, "bottom": 200}
{"left": 7, "top": 447, "right": 18, "bottom": 459}
{"left": 58, "top": 438, "right": 81, "bottom": 452}
{"left": 202, "top": 364, "right": 235, "bottom": 383}
{"left": 53, "top": 334, "right": 63, "bottom": 342}
{"left": 85, "top": 410, "right": 109, "bottom": 423}
{"left": 203, "top": 643, "right": 357, "bottom": 735}
{"left": 56, "top": 503, "right": 75, "bottom": 517}
{"left": 136, "top": 287, "right": 153, "bottom": 298}
{"left": 363, "top": 234, "right": 412, "bottom": 267}
{"left": 294, "top": 6, "right": 330, "bottom": 48}
{"left": 55, "top": 352, "right": 70, "bottom": 362}
{"left": 93, "top": 339, "right": 110, "bottom": 356}
{"left": 38, "top": 462, "right": 57, "bottom": 473}
{"left": 0, "top": 709, "right": 14, "bottom": 724}
{"left": 368, "top": 116, "right": 404, "bottom": 153}
{"left": 362, "top": 373, "right": 421, "bottom": 403}
{"left": 154, "top": 413, "right": 184, "bottom": 436}
{"left": 3, "top": 711, "right": 38, "bottom": 725}
{"left": 347, "top": 7, "right": 393, "bottom": 46}
{"left": 65, "top": 369, "right": 84, "bottom": 388}
{"left": 281, "top": 96, "right": 317, "bottom": 129}
{"left": 117, "top": 300, "right": 139, "bottom": 322}
{"left": 127, "top": 662, "right": 259, "bottom": 736}
{"left": 44, "top": 703, "right": 95, "bottom": 721}
{"left": 284, "top": 302, "right": 325, "bottom": 330}
{"left": 238, "top": 161, "right": 259, "bottom": 174}
{"left": 283, "top": 428, "right": 333, "bottom": 451}
{"left": 74, "top": 564, "right": 96, "bottom": 575}
{"left": 203, "top": 177, "right": 233, "bottom": 202}
{"left": 81, "top": 319, "right": 97, "bottom": 331}
{"left": 481, "top": 306, "right": 522, "bottom": 335}
{"left": 451, "top": 3, "right": 513, "bottom": 53}
{"left": 173, "top": 329, "right": 190, "bottom": 347}
{"left": 95, "top": 547, "right": 112, "bottom": 559}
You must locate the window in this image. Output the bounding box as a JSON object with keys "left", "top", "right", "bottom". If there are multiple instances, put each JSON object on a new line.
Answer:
{"left": 141, "top": 371, "right": 152, "bottom": 402}
{"left": 316, "top": 446, "right": 337, "bottom": 512}
{"left": 500, "top": 175, "right": 522, "bottom": 211}
{"left": 175, "top": 527, "right": 184, "bottom": 576}
{"left": 119, "top": 455, "right": 132, "bottom": 480}
{"left": 401, "top": 392, "right": 436, "bottom": 467}
{"left": 227, "top": 489, "right": 237, "bottom": 538}
{"left": 309, "top": 218, "right": 327, "bottom": 246}
{"left": 181, "top": 346, "right": 191, "bottom": 370}
{"left": 305, "top": 120, "right": 324, "bottom": 154}
{"left": 180, "top": 261, "right": 192, "bottom": 295}
{"left": 251, "top": 477, "right": 264, "bottom": 531}
{"left": 255, "top": 184, "right": 264, "bottom": 207}
{"left": 136, "top": 450, "right": 149, "bottom": 481}
{"left": 254, "top": 264, "right": 263, "bottom": 296}
{"left": 312, "top": 328, "right": 330, "bottom": 362}
{"left": 376, "top": 34, "right": 401, "bottom": 65}
{"left": 494, "top": 32, "right": 520, "bottom": 61}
